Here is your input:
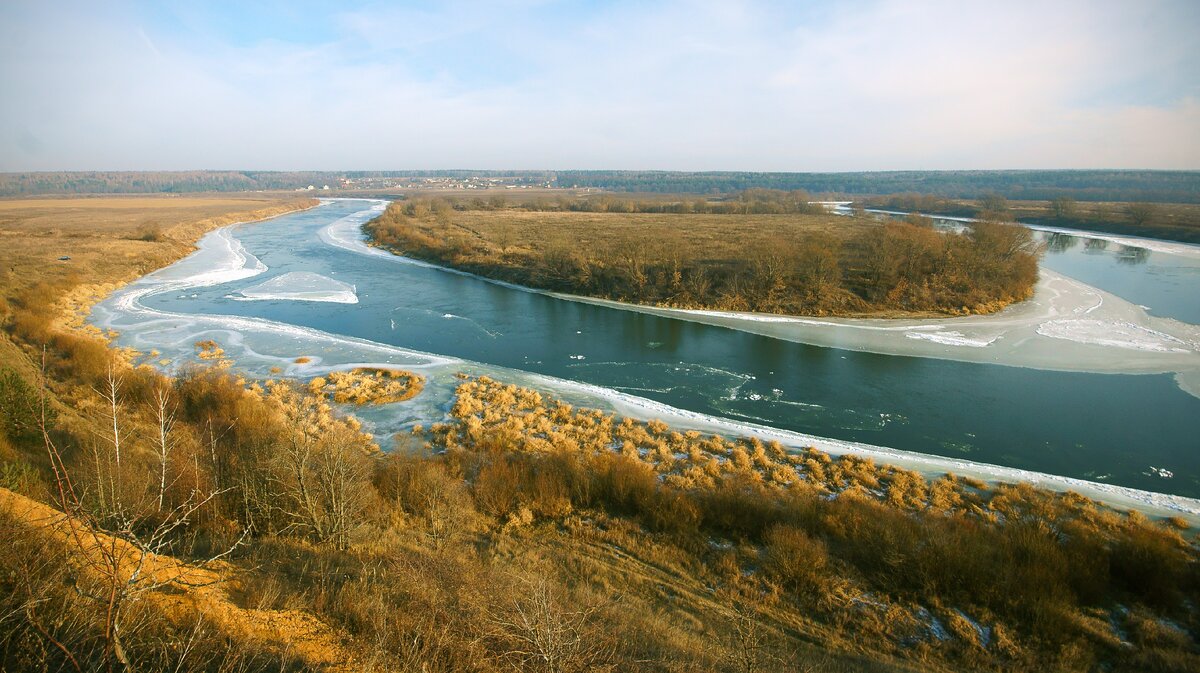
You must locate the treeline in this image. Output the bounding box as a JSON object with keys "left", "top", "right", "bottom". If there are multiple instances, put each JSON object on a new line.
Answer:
{"left": 406, "top": 188, "right": 827, "bottom": 215}
{"left": 0, "top": 170, "right": 556, "bottom": 196}
{"left": 366, "top": 203, "right": 1041, "bottom": 316}
{"left": 555, "top": 170, "right": 1200, "bottom": 203}
{"left": 6, "top": 169, "right": 1198, "bottom": 203}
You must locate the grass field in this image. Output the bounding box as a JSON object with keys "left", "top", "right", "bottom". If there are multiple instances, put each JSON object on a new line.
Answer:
{"left": 1010, "top": 200, "right": 1200, "bottom": 242}
{"left": 450, "top": 208, "right": 860, "bottom": 260}
{"left": 867, "top": 194, "right": 1200, "bottom": 243}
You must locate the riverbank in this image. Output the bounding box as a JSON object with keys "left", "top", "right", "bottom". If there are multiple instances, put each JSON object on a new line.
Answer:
{"left": 548, "top": 270, "right": 1200, "bottom": 385}
{"left": 862, "top": 194, "right": 1200, "bottom": 243}
{"left": 16, "top": 197, "right": 1190, "bottom": 671}
{"left": 862, "top": 207, "right": 1200, "bottom": 259}
{"left": 0, "top": 194, "right": 317, "bottom": 423}
{"left": 36, "top": 194, "right": 1200, "bottom": 673}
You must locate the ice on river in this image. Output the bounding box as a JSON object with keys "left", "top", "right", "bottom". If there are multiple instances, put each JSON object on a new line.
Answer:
{"left": 1037, "top": 319, "right": 1191, "bottom": 353}
{"left": 232, "top": 271, "right": 358, "bottom": 304}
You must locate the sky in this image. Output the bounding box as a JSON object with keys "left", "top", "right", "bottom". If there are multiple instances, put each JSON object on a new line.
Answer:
{"left": 1, "top": 0, "right": 1197, "bottom": 172}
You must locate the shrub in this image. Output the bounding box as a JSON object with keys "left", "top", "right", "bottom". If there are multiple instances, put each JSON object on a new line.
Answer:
{"left": 763, "top": 524, "right": 830, "bottom": 594}
{"left": 0, "top": 367, "right": 48, "bottom": 443}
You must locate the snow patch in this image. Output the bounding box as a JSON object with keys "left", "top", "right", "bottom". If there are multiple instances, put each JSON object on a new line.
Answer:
{"left": 1036, "top": 319, "right": 1192, "bottom": 353}
{"left": 231, "top": 271, "right": 358, "bottom": 304}
{"left": 905, "top": 330, "right": 999, "bottom": 348}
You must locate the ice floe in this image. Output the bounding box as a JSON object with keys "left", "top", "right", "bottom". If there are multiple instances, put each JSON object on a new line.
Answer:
{"left": 904, "top": 330, "right": 1000, "bottom": 348}
{"left": 1036, "top": 319, "right": 1191, "bottom": 353}
{"left": 231, "top": 271, "right": 358, "bottom": 304}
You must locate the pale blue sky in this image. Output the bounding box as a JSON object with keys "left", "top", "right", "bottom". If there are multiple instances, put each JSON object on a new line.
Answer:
{"left": 1, "top": 0, "right": 1197, "bottom": 170}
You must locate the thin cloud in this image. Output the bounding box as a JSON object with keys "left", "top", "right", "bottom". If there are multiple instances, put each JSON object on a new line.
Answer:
{"left": 0, "top": 0, "right": 1196, "bottom": 170}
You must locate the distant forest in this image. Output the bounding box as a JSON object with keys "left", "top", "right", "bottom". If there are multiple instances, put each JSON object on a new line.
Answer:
{"left": 2, "top": 169, "right": 1198, "bottom": 203}
{"left": 555, "top": 170, "right": 1200, "bottom": 203}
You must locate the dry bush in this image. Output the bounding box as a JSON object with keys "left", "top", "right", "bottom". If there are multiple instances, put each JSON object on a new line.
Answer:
{"left": 375, "top": 452, "right": 476, "bottom": 546}
{"left": 487, "top": 572, "right": 617, "bottom": 673}
{"left": 473, "top": 456, "right": 525, "bottom": 519}
{"left": 763, "top": 524, "right": 830, "bottom": 594}
{"left": 423, "top": 375, "right": 1200, "bottom": 671}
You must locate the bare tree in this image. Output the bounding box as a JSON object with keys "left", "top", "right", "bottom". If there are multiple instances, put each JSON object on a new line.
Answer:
{"left": 749, "top": 237, "right": 795, "bottom": 307}
{"left": 684, "top": 265, "right": 712, "bottom": 303}
{"left": 1050, "top": 196, "right": 1076, "bottom": 220}
{"left": 148, "top": 384, "right": 178, "bottom": 512}
{"left": 95, "top": 365, "right": 126, "bottom": 470}
{"left": 713, "top": 584, "right": 788, "bottom": 673}
{"left": 311, "top": 425, "right": 373, "bottom": 550}
{"left": 489, "top": 574, "right": 614, "bottom": 673}
{"left": 977, "top": 192, "right": 1010, "bottom": 221}
{"left": 726, "top": 597, "right": 768, "bottom": 673}
{"left": 271, "top": 387, "right": 372, "bottom": 550}
{"left": 614, "top": 240, "right": 648, "bottom": 294}
{"left": 35, "top": 356, "right": 244, "bottom": 672}
{"left": 1126, "top": 202, "right": 1159, "bottom": 227}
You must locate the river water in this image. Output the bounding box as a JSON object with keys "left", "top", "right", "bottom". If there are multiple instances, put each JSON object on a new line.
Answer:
{"left": 91, "top": 200, "right": 1200, "bottom": 506}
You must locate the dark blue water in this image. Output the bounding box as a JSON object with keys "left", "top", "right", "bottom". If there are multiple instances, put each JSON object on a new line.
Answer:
{"left": 143, "top": 201, "right": 1200, "bottom": 497}
{"left": 1038, "top": 231, "right": 1200, "bottom": 324}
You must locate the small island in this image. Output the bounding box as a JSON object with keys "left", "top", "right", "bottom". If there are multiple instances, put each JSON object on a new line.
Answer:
{"left": 309, "top": 367, "right": 424, "bottom": 405}
{"left": 364, "top": 191, "right": 1041, "bottom": 318}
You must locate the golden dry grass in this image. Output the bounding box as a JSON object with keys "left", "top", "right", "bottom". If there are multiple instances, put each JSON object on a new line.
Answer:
{"left": 0, "top": 194, "right": 315, "bottom": 464}
{"left": 418, "top": 375, "right": 1200, "bottom": 672}
{"left": 0, "top": 194, "right": 316, "bottom": 302}
{"left": 0, "top": 487, "right": 361, "bottom": 671}
{"left": 309, "top": 368, "right": 424, "bottom": 406}
{"left": 445, "top": 208, "right": 862, "bottom": 257}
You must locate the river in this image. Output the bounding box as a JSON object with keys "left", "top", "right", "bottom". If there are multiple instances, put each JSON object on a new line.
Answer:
{"left": 90, "top": 199, "right": 1200, "bottom": 514}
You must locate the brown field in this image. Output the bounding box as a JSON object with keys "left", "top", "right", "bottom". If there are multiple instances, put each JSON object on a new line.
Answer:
{"left": 0, "top": 195, "right": 315, "bottom": 301}
{"left": 1008, "top": 199, "right": 1200, "bottom": 240}
{"left": 868, "top": 193, "right": 1200, "bottom": 243}
{"left": 452, "top": 208, "right": 859, "bottom": 258}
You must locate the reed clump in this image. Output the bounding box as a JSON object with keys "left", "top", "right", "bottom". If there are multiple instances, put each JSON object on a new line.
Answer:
{"left": 308, "top": 367, "right": 424, "bottom": 405}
